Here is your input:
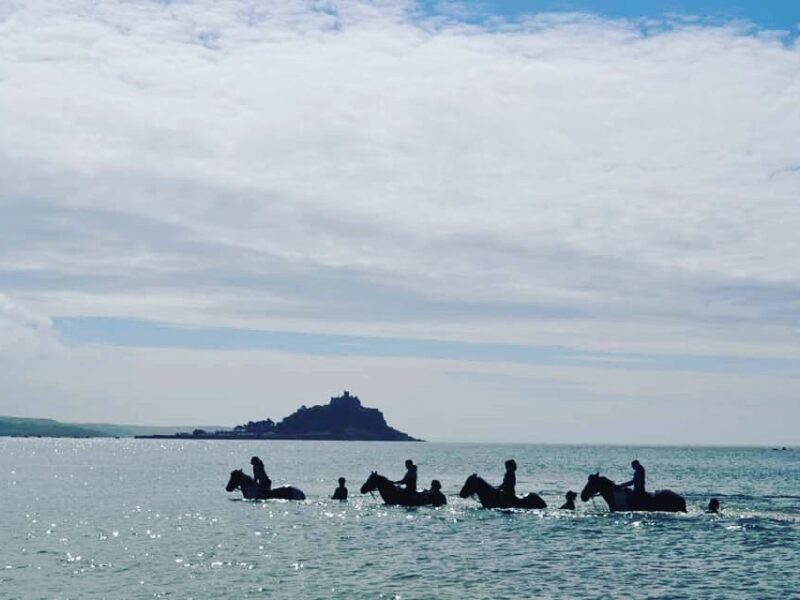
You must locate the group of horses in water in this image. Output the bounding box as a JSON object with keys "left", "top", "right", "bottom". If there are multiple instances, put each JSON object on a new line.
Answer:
{"left": 226, "top": 461, "right": 688, "bottom": 513}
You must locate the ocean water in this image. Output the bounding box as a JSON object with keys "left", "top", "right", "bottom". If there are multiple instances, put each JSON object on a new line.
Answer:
{"left": 1, "top": 439, "right": 798, "bottom": 599}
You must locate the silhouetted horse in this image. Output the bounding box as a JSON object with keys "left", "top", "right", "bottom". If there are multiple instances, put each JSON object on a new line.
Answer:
{"left": 360, "top": 472, "right": 443, "bottom": 507}
{"left": 225, "top": 469, "right": 306, "bottom": 500}
{"left": 580, "top": 473, "right": 685, "bottom": 512}
{"left": 459, "top": 474, "right": 546, "bottom": 509}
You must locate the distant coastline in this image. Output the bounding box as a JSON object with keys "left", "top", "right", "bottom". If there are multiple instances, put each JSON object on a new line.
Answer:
{"left": 0, "top": 416, "right": 225, "bottom": 439}
{"left": 1, "top": 391, "right": 421, "bottom": 442}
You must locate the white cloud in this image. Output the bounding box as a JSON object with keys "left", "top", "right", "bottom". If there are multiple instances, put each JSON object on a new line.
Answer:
{"left": 2, "top": 3, "right": 798, "bottom": 347}
{"left": 0, "top": 293, "right": 61, "bottom": 360}
{"left": 0, "top": 1, "right": 799, "bottom": 436}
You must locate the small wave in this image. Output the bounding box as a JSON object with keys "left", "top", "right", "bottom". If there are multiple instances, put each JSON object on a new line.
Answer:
{"left": 735, "top": 513, "right": 799, "bottom": 525}
{"left": 762, "top": 494, "right": 800, "bottom": 500}
{"left": 683, "top": 493, "right": 800, "bottom": 500}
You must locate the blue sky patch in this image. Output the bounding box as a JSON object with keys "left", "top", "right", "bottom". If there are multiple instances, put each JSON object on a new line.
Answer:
{"left": 419, "top": 0, "right": 800, "bottom": 33}
{"left": 54, "top": 316, "right": 800, "bottom": 376}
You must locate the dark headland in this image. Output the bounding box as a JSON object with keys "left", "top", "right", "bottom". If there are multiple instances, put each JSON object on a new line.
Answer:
{"left": 136, "top": 391, "right": 422, "bottom": 442}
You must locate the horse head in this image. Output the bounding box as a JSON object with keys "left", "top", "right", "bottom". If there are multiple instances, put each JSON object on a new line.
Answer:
{"left": 226, "top": 469, "right": 243, "bottom": 492}
{"left": 459, "top": 473, "right": 478, "bottom": 498}
{"left": 360, "top": 471, "right": 379, "bottom": 494}
{"left": 580, "top": 472, "right": 602, "bottom": 502}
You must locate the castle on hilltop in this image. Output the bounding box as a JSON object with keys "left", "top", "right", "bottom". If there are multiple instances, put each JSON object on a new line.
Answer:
{"left": 272, "top": 390, "right": 416, "bottom": 441}
{"left": 329, "top": 390, "right": 360, "bottom": 408}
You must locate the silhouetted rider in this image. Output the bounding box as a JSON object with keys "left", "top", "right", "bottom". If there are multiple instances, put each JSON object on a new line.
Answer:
{"left": 621, "top": 460, "right": 646, "bottom": 501}
{"left": 395, "top": 459, "right": 418, "bottom": 493}
{"left": 497, "top": 459, "right": 517, "bottom": 500}
{"left": 251, "top": 456, "right": 271, "bottom": 497}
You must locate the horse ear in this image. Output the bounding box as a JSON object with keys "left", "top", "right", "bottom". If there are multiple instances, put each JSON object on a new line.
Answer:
{"left": 595, "top": 472, "right": 599, "bottom": 477}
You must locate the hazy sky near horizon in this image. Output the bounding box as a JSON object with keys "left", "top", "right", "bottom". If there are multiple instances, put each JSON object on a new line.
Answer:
{"left": 1, "top": 0, "right": 799, "bottom": 444}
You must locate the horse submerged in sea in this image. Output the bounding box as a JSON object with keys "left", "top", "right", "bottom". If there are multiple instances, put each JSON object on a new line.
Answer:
{"left": 225, "top": 469, "right": 306, "bottom": 501}
{"left": 459, "top": 474, "right": 547, "bottom": 509}
{"left": 360, "top": 472, "right": 446, "bottom": 507}
{"left": 580, "top": 473, "right": 686, "bottom": 512}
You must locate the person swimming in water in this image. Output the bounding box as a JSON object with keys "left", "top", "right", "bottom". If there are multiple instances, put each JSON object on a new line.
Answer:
{"left": 250, "top": 456, "right": 271, "bottom": 498}
{"left": 332, "top": 477, "right": 348, "bottom": 501}
{"left": 424, "top": 479, "right": 447, "bottom": 507}
{"left": 560, "top": 490, "right": 578, "bottom": 510}
{"left": 497, "top": 459, "right": 517, "bottom": 500}
{"left": 707, "top": 498, "right": 720, "bottom": 514}
{"left": 394, "top": 459, "right": 418, "bottom": 494}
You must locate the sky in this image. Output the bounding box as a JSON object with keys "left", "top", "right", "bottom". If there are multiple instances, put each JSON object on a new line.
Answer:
{"left": 0, "top": 0, "right": 799, "bottom": 444}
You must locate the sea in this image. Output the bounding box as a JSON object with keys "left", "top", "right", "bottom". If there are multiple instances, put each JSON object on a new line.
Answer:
{"left": 1, "top": 439, "right": 798, "bottom": 599}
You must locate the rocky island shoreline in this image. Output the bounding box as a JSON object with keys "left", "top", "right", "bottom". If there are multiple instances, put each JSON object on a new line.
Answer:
{"left": 135, "top": 391, "right": 421, "bottom": 442}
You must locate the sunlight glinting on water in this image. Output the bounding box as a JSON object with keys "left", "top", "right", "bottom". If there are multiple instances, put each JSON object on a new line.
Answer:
{"left": 1, "top": 439, "right": 798, "bottom": 598}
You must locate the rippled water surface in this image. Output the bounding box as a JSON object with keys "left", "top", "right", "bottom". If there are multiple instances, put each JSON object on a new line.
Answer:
{"left": 2, "top": 440, "right": 799, "bottom": 599}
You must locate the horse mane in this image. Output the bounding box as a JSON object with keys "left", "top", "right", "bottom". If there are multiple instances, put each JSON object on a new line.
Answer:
{"left": 587, "top": 474, "right": 619, "bottom": 498}
{"left": 597, "top": 474, "right": 616, "bottom": 487}
{"left": 462, "top": 473, "right": 493, "bottom": 493}
{"left": 362, "top": 472, "right": 391, "bottom": 487}
{"left": 235, "top": 469, "right": 256, "bottom": 486}
{"left": 362, "top": 472, "right": 398, "bottom": 496}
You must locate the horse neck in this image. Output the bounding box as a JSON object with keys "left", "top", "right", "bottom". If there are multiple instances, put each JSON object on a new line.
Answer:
{"left": 598, "top": 476, "right": 617, "bottom": 510}
{"left": 239, "top": 472, "right": 258, "bottom": 495}
{"left": 473, "top": 476, "right": 498, "bottom": 501}
{"left": 374, "top": 474, "right": 400, "bottom": 501}
{"left": 375, "top": 475, "right": 395, "bottom": 493}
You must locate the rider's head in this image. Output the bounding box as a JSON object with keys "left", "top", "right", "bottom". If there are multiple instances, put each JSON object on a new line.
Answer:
{"left": 631, "top": 460, "right": 641, "bottom": 470}
{"left": 250, "top": 456, "right": 261, "bottom": 466}
{"left": 431, "top": 479, "right": 441, "bottom": 490}
{"left": 565, "top": 490, "right": 577, "bottom": 500}
{"left": 708, "top": 498, "right": 720, "bottom": 513}
{"left": 338, "top": 477, "right": 346, "bottom": 486}
{"left": 505, "top": 459, "right": 517, "bottom": 471}
{"left": 405, "top": 459, "right": 414, "bottom": 468}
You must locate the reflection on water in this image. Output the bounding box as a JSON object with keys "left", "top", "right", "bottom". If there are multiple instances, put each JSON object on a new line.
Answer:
{"left": 1, "top": 439, "right": 798, "bottom": 598}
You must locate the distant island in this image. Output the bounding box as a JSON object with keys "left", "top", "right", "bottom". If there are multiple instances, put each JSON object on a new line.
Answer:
{"left": 137, "top": 391, "right": 421, "bottom": 442}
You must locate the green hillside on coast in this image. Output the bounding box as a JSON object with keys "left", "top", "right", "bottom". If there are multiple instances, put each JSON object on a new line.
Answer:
{"left": 0, "top": 417, "right": 106, "bottom": 437}
{"left": 0, "top": 417, "right": 225, "bottom": 438}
